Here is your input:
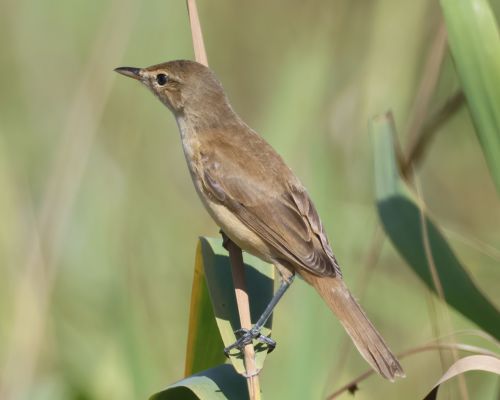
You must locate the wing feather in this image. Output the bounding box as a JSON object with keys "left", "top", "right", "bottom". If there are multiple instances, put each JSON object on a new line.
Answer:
{"left": 201, "top": 146, "right": 340, "bottom": 277}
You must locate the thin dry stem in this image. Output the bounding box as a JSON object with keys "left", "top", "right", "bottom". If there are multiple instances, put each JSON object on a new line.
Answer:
{"left": 427, "top": 329, "right": 499, "bottom": 347}
{"left": 442, "top": 226, "right": 500, "bottom": 262}
{"left": 404, "top": 21, "right": 447, "bottom": 158}
{"left": 401, "top": 17, "right": 465, "bottom": 178}
{"left": 414, "top": 175, "right": 469, "bottom": 400}
{"left": 402, "top": 91, "right": 465, "bottom": 177}
{"left": 227, "top": 240, "right": 261, "bottom": 400}
{"left": 425, "top": 287, "right": 448, "bottom": 368}
{"left": 326, "top": 341, "right": 496, "bottom": 400}
{"left": 186, "top": 0, "right": 208, "bottom": 66}
{"left": 185, "top": 1, "right": 260, "bottom": 398}
{"left": 393, "top": 19, "right": 468, "bottom": 398}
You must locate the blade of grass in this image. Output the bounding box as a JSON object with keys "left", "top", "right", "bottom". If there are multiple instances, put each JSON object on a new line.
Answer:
{"left": 184, "top": 241, "right": 226, "bottom": 376}
{"left": 372, "top": 112, "right": 500, "bottom": 340}
{"left": 440, "top": 0, "right": 500, "bottom": 192}
{"left": 423, "top": 355, "right": 500, "bottom": 400}
{"left": 327, "top": 340, "right": 499, "bottom": 399}
{"left": 156, "top": 236, "right": 274, "bottom": 399}
{"left": 150, "top": 364, "right": 248, "bottom": 400}
{"left": 198, "top": 237, "right": 274, "bottom": 374}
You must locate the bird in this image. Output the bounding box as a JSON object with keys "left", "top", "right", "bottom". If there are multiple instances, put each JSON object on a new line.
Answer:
{"left": 115, "top": 60, "right": 405, "bottom": 381}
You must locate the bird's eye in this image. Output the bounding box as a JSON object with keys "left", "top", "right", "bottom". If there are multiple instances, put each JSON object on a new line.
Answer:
{"left": 156, "top": 73, "right": 168, "bottom": 86}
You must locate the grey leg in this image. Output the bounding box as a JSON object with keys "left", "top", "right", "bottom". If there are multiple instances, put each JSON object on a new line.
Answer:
{"left": 224, "top": 273, "right": 295, "bottom": 356}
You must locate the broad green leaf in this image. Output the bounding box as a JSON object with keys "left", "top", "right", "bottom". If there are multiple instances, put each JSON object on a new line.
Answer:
{"left": 184, "top": 241, "right": 226, "bottom": 376}
{"left": 372, "top": 112, "right": 500, "bottom": 339}
{"left": 441, "top": 0, "right": 500, "bottom": 192}
{"left": 150, "top": 364, "right": 248, "bottom": 400}
{"left": 199, "top": 237, "right": 275, "bottom": 374}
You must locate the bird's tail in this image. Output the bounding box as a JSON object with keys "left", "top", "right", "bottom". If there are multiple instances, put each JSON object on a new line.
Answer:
{"left": 302, "top": 272, "right": 405, "bottom": 381}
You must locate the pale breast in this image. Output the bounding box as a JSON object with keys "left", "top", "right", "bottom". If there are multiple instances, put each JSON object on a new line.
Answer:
{"left": 176, "top": 116, "right": 275, "bottom": 263}
{"left": 203, "top": 195, "right": 275, "bottom": 263}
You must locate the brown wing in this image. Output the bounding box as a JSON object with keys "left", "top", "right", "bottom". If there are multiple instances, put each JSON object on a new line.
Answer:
{"left": 200, "top": 135, "right": 341, "bottom": 277}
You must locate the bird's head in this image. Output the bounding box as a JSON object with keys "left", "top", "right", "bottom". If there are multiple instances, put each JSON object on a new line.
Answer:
{"left": 115, "top": 60, "right": 227, "bottom": 116}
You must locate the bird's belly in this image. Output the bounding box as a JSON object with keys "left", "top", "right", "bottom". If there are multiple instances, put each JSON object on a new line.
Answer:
{"left": 177, "top": 123, "right": 274, "bottom": 263}
{"left": 207, "top": 200, "right": 275, "bottom": 263}
{"left": 192, "top": 178, "right": 274, "bottom": 263}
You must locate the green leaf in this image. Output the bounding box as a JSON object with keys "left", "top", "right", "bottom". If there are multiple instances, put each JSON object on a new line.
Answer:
{"left": 198, "top": 237, "right": 275, "bottom": 374}
{"left": 372, "top": 112, "right": 500, "bottom": 339}
{"left": 184, "top": 241, "right": 226, "bottom": 376}
{"left": 150, "top": 364, "right": 248, "bottom": 400}
{"left": 155, "top": 237, "right": 274, "bottom": 400}
{"left": 441, "top": 0, "right": 500, "bottom": 192}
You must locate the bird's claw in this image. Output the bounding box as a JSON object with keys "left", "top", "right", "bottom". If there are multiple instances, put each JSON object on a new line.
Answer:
{"left": 224, "top": 327, "right": 276, "bottom": 357}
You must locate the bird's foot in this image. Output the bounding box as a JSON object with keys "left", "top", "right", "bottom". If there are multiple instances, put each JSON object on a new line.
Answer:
{"left": 224, "top": 327, "right": 276, "bottom": 357}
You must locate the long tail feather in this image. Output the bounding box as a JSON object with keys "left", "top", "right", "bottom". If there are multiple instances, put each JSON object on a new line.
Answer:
{"left": 302, "top": 272, "right": 405, "bottom": 381}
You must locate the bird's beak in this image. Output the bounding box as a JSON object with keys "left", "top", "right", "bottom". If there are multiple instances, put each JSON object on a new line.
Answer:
{"left": 114, "top": 66, "right": 142, "bottom": 80}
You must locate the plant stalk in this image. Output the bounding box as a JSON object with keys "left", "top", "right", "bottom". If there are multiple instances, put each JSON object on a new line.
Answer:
{"left": 185, "top": 1, "right": 261, "bottom": 398}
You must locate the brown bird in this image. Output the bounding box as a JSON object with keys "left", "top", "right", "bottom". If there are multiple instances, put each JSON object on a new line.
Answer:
{"left": 115, "top": 60, "right": 405, "bottom": 381}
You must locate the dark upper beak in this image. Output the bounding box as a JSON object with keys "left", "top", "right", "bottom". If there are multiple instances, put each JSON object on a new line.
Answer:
{"left": 114, "top": 66, "right": 142, "bottom": 80}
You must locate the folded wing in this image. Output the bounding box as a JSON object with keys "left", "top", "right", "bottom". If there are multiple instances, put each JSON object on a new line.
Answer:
{"left": 200, "top": 137, "right": 341, "bottom": 277}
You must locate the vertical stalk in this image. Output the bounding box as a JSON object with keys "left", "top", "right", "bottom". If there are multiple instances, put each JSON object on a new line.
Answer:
{"left": 227, "top": 240, "right": 261, "bottom": 400}
{"left": 185, "top": 1, "right": 261, "bottom": 398}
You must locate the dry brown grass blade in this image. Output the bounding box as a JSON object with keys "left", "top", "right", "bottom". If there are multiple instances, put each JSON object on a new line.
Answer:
{"left": 185, "top": 1, "right": 260, "bottom": 398}
{"left": 402, "top": 91, "right": 465, "bottom": 177}
{"left": 400, "top": 17, "right": 465, "bottom": 178}
{"left": 0, "top": 1, "right": 136, "bottom": 399}
{"left": 404, "top": 20, "right": 447, "bottom": 161}
{"left": 423, "top": 355, "right": 500, "bottom": 400}
{"left": 326, "top": 340, "right": 498, "bottom": 399}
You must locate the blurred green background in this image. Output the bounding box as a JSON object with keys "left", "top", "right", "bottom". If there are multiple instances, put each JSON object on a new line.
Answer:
{"left": 0, "top": 0, "right": 499, "bottom": 399}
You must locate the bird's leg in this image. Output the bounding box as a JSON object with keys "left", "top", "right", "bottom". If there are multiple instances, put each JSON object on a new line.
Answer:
{"left": 224, "top": 272, "right": 295, "bottom": 357}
